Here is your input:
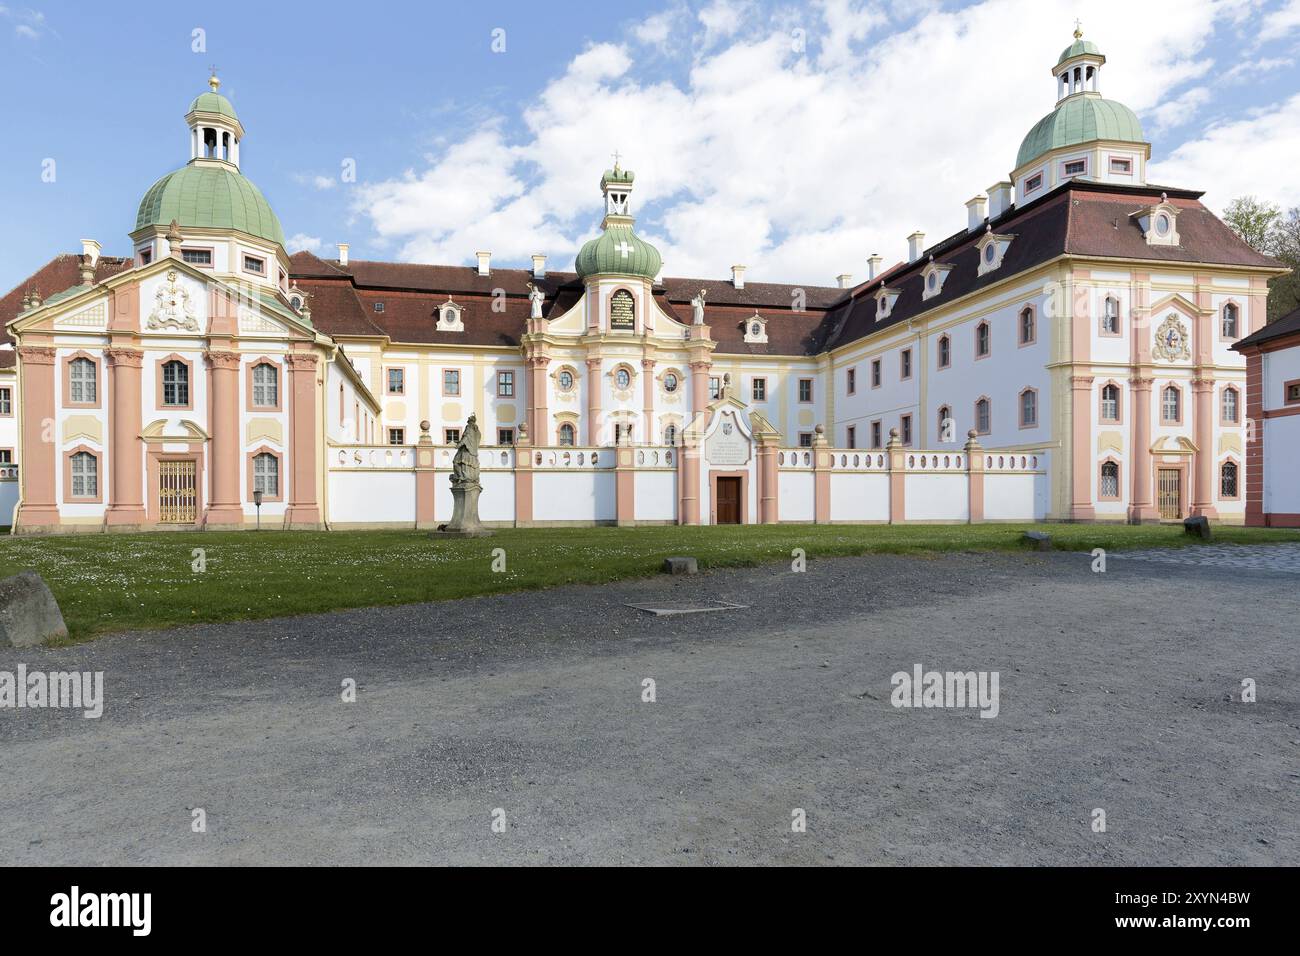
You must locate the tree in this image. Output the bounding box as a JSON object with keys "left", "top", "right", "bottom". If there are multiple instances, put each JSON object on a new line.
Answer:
{"left": 1222, "top": 196, "right": 1280, "bottom": 253}
{"left": 1267, "top": 206, "right": 1300, "bottom": 322}
{"left": 1222, "top": 196, "right": 1299, "bottom": 322}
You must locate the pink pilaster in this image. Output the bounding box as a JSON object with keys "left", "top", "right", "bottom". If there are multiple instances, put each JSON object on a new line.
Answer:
{"left": 514, "top": 423, "right": 533, "bottom": 527}
{"left": 284, "top": 352, "right": 322, "bottom": 528}
{"left": 965, "top": 431, "right": 984, "bottom": 523}
{"left": 104, "top": 347, "right": 147, "bottom": 526}
{"left": 615, "top": 446, "right": 636, "bottom": 526}
{"left": 415, "top": 420, "right": 437, "bottom": 529}
{"left": 205, "top": 350, "right": 244, "bottom": 527}
{"left": 886, "top": 428, "right": 905, "bottom": 524}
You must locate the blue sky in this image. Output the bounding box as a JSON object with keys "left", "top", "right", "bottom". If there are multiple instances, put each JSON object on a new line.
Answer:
{"left": 3, "top": 0, "right": 1299, "bottom": 294}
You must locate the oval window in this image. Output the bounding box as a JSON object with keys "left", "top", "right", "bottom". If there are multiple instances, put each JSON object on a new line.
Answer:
{"left": 751, "top": 322, "right": 762, "bottom": 336}
{"left": 1156, "top": 213, "right": 1170, "bottom": 236}
{"left": 558, "top": 369, "right": 574, "bottom": 391}
{"left": 616, "top": 369, "right": 631, "bottom": 389}
{"left": 984, "top": 244, "right": 996, "bottom": 263}
{"left": 664, "top": 372, "right": 678, "bottom": 392}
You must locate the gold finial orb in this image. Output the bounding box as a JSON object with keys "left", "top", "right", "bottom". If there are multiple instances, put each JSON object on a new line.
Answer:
{"left": 209, "top": 73, "right": 220, "bottom": 92}
{"left": 1073, "top": 18, "right": 1083, "bottom": 40}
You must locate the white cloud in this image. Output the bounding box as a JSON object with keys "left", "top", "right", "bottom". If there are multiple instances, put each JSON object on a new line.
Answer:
{"left": 1146, "top": 86, "right": 1212, "bottom": 135}
{"left": 1149, "top": 93, "right": 1300, "bottom": 212}
{"left": 286, "top": 233, "right": 323, "bottom": 254}
{"left": 633, "top": 7, "right": 685, "bottom": 46}
{"left": 350, "top": 0, "right": 1274, "bottom": 285}
{"left": 2, "top": 5, "right": 46, "bottom": 39}
{"left": 1260, "top": 0, "right": 1300, "bottom": 41}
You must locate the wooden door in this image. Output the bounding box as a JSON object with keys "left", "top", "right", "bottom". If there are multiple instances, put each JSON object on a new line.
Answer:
{"left": 160, "top": 460, "right": 197, "bottom": 523}
{"left": 715, "top": 477, "right": 741, "bottom": 524}
{"left": 1157, "top": 467, "right": 1181, "bottom": 521}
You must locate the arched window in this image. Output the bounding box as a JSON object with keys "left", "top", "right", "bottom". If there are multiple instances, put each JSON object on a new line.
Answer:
{"left": 69, "top": 357, "right": 96, "bottom": 403}
{"left": 1161, "top": 385, "right": 1181, "bottom": 423}
{"left": 937, "top": 405, "right": 952, "bottom": 441}
{"left": 975, "top": 321, "right": 990, "bottom": 357}
{"left": 1019, "top": 307, "right": 1035, "bottom": 345}
{"left": 664, "top": 424, "right": 677, "bottom": 445}
{"left": 1100, "top": 383, "right": 1120, "bottom": 422}
{"left": 1222, "top": 387, "right": 1239, "bottom": 423}
{"left": 1100, "top": 461, "right": 1120, "bottom": 499}
{"left": 253, "top": 452, "right": 279, "bottom": 497}
{"left": 937, "top": 335, "right": 951, "bottom": 368}
{"left": 70, "top": 451, "right": 97, "bottom": 498}
{"left": 557, "top": 423, "right": 576, "bottom": 446}
{"left": 252, "top": 363, "right": 278, "bottom": 408}
{"left": 1221, "top": 302, "right": 1239, "bottom": 338}
{"left": 1220, "top": 460, "right": 1238, "bottom": 498}
{"left": 1102, "top": 296, "right": 1120, "bottom": 334}
{"left": 975, "top": 397, "right": 991, "bottom": 435}
{"left": 162, "top": 360, "right": 189, "bottom": 406}
{"left": 1019, "top": 388, "right": 1038, "bottom": 427}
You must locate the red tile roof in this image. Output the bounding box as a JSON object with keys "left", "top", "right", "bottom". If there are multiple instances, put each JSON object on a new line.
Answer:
{"left": 1, "top": 253, "right": 133, "bottom": 345}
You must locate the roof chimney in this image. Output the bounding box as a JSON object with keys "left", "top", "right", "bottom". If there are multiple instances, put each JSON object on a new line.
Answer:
{"left": 731, "top": 264, "right": 746, "bottom": 289}
{"left": 476, "top": 251, "right": 491, "bottom": 277}
{"left": 531, "top": 254, "right": 546, "bottom": 279}
{"left": 965, "top": 195, "right": 988, "bottom": 232}
{"left": 867, "top": 254, "right": 882, "bottom": 281}
{"left": 337, "top": 243, "right": 350, "bottom": 267}
{"left": 80, "top": 239, "right": 101, "bottom": 267}
{"left": 987, "top": 181, "right": 1013, "bottom": 220}
{"left": 836, "top": 273, "right": 853, "bottom": 289}
{"left": 907, "top": 231, "right": 925, "bottom": 264}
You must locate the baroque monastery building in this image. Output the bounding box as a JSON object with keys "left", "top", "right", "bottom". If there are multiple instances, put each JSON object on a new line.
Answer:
{"left": 0, "top": 33, "right": 1285, "bottom": 532}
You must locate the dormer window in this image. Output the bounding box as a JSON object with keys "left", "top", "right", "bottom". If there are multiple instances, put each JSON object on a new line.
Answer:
{"left": 976, "top": 230, "right": 1013, "bottom": 276}
{"left": 1138, "top": 194, "right": 1181, "bottom": 247}
{"left": 743, "top": 312, "right": 768, "bottom": 344}
{"left": 875, "top": 288, "right": 900, "bottom": 321}
{"left": 921, "top": 261, "right": 954, "bottom": 301}
{"left": 437, "top": 297, "right": 464, "bottom": 331}
{"left": 374, "top": 302, "right": 385, "bottom": 313}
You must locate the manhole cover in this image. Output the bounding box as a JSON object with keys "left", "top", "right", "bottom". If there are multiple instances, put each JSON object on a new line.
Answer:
{"left": 624, "top": 601, "right": 749, "bottom": 616}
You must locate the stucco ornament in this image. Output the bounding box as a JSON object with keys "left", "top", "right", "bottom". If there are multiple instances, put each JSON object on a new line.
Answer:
{"left": 147, "top": 270, "right": 199, "bottom": 332}
{"left": 1152, "top": 313, "right": 1191, "bottom": 361}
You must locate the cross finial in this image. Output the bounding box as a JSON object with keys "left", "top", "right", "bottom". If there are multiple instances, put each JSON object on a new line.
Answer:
{"left": 208, "top": 64, "right": 220, "bottom": 91}
{"left": 1073, "top": 19, "right": 1083, "bottom": 39}
{"left": 611, "top": 149, "right": 622, "bottom": 171}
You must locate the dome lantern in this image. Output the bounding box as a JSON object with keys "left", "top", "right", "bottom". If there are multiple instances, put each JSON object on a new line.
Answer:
{"left": 574, "top": 156, "right": 662, "bottom": 281}
{"left": 1053, "top": 23, "right": 1106, "bottom": 102}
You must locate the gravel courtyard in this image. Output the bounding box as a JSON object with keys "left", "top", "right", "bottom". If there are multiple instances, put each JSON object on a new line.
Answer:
{"left": 1, "top": 547, "right": 1295, "bottom": 866}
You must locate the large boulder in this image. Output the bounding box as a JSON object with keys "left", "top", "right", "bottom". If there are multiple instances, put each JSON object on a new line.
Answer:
{"left": 0, "top": 571, "right": 69, "bottom": 648}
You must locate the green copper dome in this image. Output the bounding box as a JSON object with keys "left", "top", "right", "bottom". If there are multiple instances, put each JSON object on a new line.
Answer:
{"left": 135, "top": 164, "right": 284, "bottom": 246}
{"left": 575, "top": 222, "right": 662, "bottom": 280}
{"left": 1057, "top": 38, "right": 1101, "bottom": 64}
{"left": 187, "top": 90, "right": 240, "bottom": 121}
{"left": 1016, "top": 95, "right": 1144, "bottom": 169}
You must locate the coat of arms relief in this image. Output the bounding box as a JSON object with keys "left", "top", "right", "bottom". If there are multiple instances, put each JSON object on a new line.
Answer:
{"left": 146, "top": 270, "right": 200, "bottom": 332}
{"left": 1151, "top": 313, "right": 1191, "bottom": 362}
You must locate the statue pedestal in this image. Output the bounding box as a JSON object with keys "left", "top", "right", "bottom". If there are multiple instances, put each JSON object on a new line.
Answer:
{"left": 434, "top": 484, "right": 493, "bottom": 537}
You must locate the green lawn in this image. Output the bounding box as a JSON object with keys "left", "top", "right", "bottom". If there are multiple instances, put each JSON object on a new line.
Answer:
{"left": 2, "top": 523, "right": 1298, "bottom": 643}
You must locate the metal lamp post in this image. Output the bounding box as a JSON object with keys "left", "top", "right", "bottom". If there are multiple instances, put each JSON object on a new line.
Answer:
{"left": 254, "top": 489, "right": 263, "bottom": 530}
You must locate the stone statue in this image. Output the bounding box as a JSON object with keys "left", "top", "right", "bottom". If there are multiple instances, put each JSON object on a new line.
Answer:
{"left": 450, "top": 414, "right": 481, "bottom": 489}
{"left": 527, "top": 282, "right": 545, "bottom": 320}
{"left": 437, "top": 414, "right": 492, "bottom": 537}
{"left": 691, "top": 288, "right": 707, "bottom": 325}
